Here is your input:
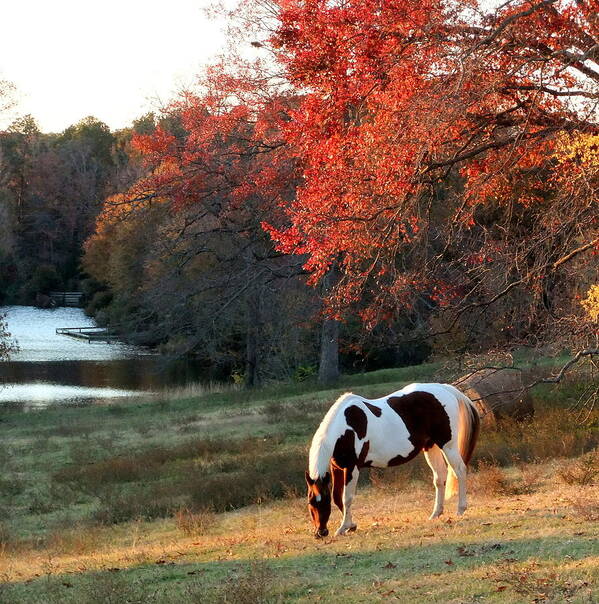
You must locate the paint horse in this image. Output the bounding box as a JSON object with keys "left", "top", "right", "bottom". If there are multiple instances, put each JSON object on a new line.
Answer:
{"left": 305, "top": 383, "right": 480, "bottom": 538}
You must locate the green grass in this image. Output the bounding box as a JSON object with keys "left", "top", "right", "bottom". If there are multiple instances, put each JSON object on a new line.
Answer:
{"left": 0, "top": 357, "right": 597, "bottom": 602}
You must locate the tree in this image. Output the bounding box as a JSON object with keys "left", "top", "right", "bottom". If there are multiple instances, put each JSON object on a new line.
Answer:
{"left": 0, "top": 77, "right": 17, "bottom": 357}
{"left": 0, "top": 76, "right": 16, "bottom": 121}
{"left": 0, "top": 313, "right": 13, "bottom": 361}
{"left": 84, "top": 90, "right": 318, "bottom": 385}
{"left": 259, "top": 0, "right": 597, "bottom": 363}
{"left": 0, "top": 114, "right": 128, "bottom": 302}
{"left": 82, "top": 0, "right": 597, "bottom": 387}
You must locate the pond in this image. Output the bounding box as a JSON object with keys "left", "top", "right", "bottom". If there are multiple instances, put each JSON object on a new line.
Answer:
{"left": 0, "top": 306, "right": 209, "bottom": 408}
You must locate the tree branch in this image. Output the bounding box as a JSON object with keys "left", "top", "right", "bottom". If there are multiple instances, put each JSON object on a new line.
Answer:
{"left": 552, "top": 238, "right": 599, "bottom": 270}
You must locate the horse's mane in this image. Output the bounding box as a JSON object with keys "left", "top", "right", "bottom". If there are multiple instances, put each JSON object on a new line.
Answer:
{"left": 308, "top": 392, "right": 358, "bottom": 479}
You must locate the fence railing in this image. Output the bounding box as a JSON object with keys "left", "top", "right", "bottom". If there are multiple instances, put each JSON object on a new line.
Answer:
{"left": 49, "top": 291, "right": 83, "bottom": 307}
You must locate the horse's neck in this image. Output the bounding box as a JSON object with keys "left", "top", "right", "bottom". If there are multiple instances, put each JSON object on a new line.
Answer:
{"left": 309, "top": 394, "right": 354, "bottom": 478}
{"left": 309, "top": 428, "right": 335, "bottom": 479}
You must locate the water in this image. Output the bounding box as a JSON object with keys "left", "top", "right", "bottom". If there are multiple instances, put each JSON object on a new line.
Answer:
{"left": 4, "top": 306, "right": 142, "bottom": 362}
{"left": 0, "top": 306, "right": 207, "bottom": 408}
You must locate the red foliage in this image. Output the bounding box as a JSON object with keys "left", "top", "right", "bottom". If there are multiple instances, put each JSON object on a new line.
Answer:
{"left": 259, "top": 0, "right": 598, "bottom": 314}
{"left": 111, "top": 0, "right": 597, "bottom": 327}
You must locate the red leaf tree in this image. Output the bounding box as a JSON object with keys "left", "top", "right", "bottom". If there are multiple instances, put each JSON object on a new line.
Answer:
{"left": 259, "top": 0, "right": 598, "bottom": 353}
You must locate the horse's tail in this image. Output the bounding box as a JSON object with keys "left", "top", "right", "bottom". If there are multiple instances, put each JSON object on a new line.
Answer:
{"left": 445, "top": 386, "right": 480, "bottom": 498}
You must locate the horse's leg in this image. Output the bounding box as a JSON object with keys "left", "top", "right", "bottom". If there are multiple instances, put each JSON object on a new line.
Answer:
{"left": 330, "top": 463, "right": 344, "bottom": 512}
{"left": 441, "top": 445, "right": 468, "bottom": 515}
{"left": 335, "top": 467, "right": 359, "bottom": 536}
{"left": 423, "top": 445, "right": 448, "bottom": 519}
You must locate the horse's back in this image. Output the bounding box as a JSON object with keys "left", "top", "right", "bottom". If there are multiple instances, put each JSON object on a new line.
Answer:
{"left": 312, "top": 383, "right": 468, "bottom": 474}
{"left": 342, "top": 383, "right": 461, "bottom": 467}
{"left": 393, "top": 382, "right": 466, "bottom": 413}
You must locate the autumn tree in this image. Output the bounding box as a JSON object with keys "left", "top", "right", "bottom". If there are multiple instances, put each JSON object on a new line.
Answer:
{"left": 84, "top": 89, "right": 319, "bottom": 385}
{"left": 0, "top": 76, "right": 16, "bottom": 357}
{"left": 246, "top": 0, "right": 598, "bottom": 372}
{"left": 82, "top": 0, "right": 597, "bottom": 386}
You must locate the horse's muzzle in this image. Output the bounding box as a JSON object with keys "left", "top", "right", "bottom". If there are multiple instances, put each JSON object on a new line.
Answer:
{"left": 315, "top": 528, "right": 329, "bottom": 538}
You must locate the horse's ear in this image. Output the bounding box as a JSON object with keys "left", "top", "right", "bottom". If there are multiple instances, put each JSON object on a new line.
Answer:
{"left": 305, "top": 471, "right": 315, "bottom": 487}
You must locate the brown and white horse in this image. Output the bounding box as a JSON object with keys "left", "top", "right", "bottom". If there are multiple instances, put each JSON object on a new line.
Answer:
{"left": 306, "top": 383, "right": 480, "bottom": 538}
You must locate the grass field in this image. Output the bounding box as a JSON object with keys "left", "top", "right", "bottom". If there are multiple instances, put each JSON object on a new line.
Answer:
{"left": 1, "top": 361, "right": 597, "bottom": 602}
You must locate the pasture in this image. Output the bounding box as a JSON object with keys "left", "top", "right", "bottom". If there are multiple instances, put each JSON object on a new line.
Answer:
{"left": 1, "top": 361, "right": 597, "bottom": 602}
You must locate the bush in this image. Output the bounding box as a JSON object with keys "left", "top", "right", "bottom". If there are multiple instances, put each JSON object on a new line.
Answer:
{"left": 86, "top": 290, "right": 113, "bottom": 316}
{"left": 188, "top": 449, "right": 306, "bottom": 512}
{"left": 293, "top": 365, "right": 317, "bottom": 382}
{"left": 472, "top": 461, "right": 542, "bottom": 496}
{"left": 559, "top": 450, "right": 598, "bottom": 486}
{"left": 93, "top": 487, "right": 176, "bottom": 525}
{"left": 25, "top": 263, "right": 61, "bottom": 297}
{"left": 472, "top": 406, "right": 599, "bottom": 467}
{"left": 175, "top": 507, "right": 217, "bottom": 536}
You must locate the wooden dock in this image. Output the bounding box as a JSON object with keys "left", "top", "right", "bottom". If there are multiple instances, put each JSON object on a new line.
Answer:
{"left": 55, "top": 326, "right": 119, "bottom": 343}
{"left": 50, "top": 291, "right": 83, "bottom": 307}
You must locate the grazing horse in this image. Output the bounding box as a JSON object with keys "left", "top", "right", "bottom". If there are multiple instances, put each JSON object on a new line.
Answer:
{"left": 305, "top": 383, "right": 480, "bottom": 538}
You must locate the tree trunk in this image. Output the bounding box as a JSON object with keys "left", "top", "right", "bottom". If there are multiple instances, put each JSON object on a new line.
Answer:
{"left": 244, "top": 295, "right": 261, "bottom": 388}
{"left": 318, "top": 315, "right": 339, "bottom": 385}
{"left": 318, "top": 265, "right": 340, "bottom": 385}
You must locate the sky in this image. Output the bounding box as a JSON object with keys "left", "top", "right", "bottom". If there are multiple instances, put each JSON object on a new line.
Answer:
{"left": 0, "top": 0, "right": 228, "bottom": 133}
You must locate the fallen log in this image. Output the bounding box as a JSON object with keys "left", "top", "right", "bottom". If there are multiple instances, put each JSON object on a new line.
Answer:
{"left": 454, "top": 368, "right": 534, "bottom": 426}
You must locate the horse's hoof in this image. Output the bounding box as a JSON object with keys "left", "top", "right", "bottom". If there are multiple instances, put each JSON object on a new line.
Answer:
{"left": 335, "top": 524, "right": 357, "bottom": 536}
{"left": 429, "top": 511, "right": 443, "bottom": 520}
{"left": 457, "top": 507, "right": 466, "bottom": 516}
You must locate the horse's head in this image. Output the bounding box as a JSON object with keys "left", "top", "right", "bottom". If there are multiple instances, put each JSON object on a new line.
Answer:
{"left": 305, "top": 471, "right": 331, "bottom": 538}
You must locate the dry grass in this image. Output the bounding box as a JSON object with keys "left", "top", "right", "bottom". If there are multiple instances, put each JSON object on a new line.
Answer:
{"left": 0, "top": 524, "right": 13, "bottom": 557}
{"left": 485, "top": 559, "right": 595, "bottom": 603}
{"left": 471, "top": 407, "right": 598, "bottom": 467}
{"left": 1, "top": 474, "right": 597, "bottom": 603}
{"left": 50, "top": 435, "right": 308, "bottom": 525}
{"left": 565, "top": 492, "right": 599, "bottom": 522}
{"left": 154, "top": 381, "right": 241, "bottom": 402}
{"left": 472, "top": 461, "right": 544, "bottom": 496}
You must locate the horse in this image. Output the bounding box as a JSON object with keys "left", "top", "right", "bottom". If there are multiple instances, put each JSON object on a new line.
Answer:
{"left": 305, "top": 383, "right": 480, "bottom": 538}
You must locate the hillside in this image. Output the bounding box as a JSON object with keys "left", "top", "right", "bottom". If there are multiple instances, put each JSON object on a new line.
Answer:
{"left": 1, "top": 363, "right": 597, "bottom": 603}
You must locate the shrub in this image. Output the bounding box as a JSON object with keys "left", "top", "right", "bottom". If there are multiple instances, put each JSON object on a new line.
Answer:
{"left": 293, "top": 365, "right": 317, "bottom": 382}
{"left": 187, "top": 449, "right": 306, "bottom": 512}
{"left": 85, "top": 290, "right": 113, "bottom": 316}
{"left": 25, "top": 263, "right": 61, "bottom": 297}
{"left": 559, "top": 450, "right": 598, "bottom": 486}
{"left": 175, "top": 507, "right": 217, "bottom": 536}
{"left": 93, "top": 487, "right": 176, "bottom": 525}
{"left": 472, "top": 406, "right": 599, "bottom": 467}
{"left": 472, "top": 460, "right": 542, "bottom": 496}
